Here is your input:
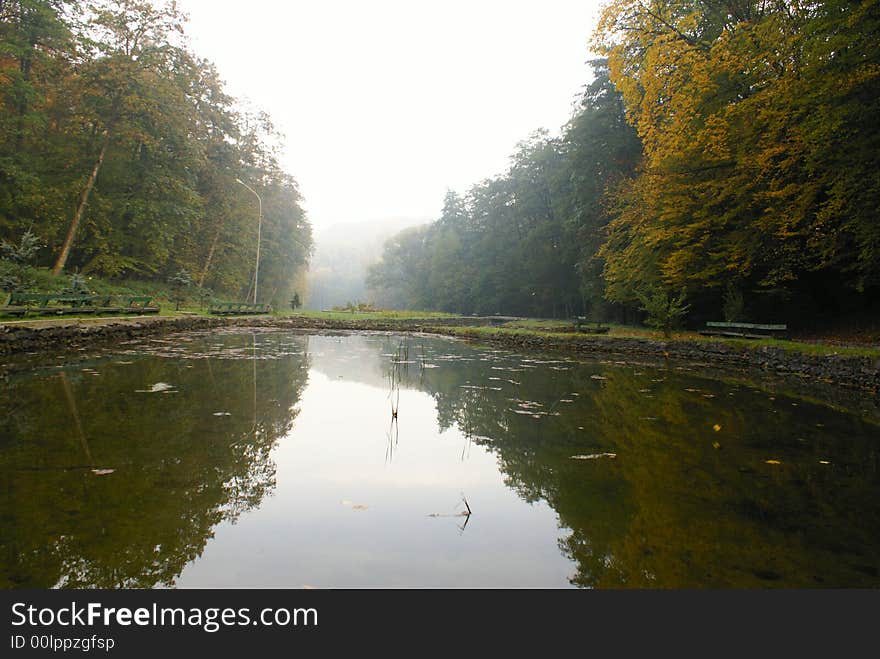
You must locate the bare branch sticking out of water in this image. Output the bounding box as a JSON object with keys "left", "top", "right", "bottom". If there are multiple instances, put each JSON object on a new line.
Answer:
{"left": 427, "top": 495, "right": 472, "bottom": 518}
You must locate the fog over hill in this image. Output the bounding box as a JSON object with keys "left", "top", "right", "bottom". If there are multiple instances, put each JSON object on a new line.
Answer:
{"left": 305, "top": 218, "right": 428, "bottom": 310}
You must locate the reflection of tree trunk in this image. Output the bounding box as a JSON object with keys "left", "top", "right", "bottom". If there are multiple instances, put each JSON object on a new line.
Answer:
{"left": 52, "top": 129, "right": 111, "bottom": 276}
{"left": 252, "top": 333, "right": 257, "bottom": 435}
{"left": 60, "top": 371, "right": 93, "bottom": 466}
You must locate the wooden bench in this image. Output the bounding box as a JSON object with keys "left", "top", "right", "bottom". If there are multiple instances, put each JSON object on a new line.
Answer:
{"left": 1, "top": 292, "right": 159, "bottom": 317}
{"left": 209, "top": 301, "right": 272, "bottom": 315}
{"left": 118, "top": 296, "right": 159, "bottom": 313}
{"left": 700, "top": 321, "right": 788, "bottom": 339}
{"left": 53, "top": 294, "right": 101, "bottom": 314}
{"left": 573, "top": 316, "right": 610, "bottom": 334}
{"left": 2, "top": 292, "right": 63, "bottom": 315}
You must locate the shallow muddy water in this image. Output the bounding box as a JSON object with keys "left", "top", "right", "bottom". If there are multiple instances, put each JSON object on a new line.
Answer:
{"left": 1, "top": 330, "right": 878, "bottom": 588}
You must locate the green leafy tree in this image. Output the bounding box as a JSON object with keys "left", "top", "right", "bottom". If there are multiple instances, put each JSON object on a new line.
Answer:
{"left": 0, "top": 229, "right": 42, "bottom": 293}
{"left": 61, "top": 272, "right": 89, "bottom": 294}
{"left": 635, "top": 286, "right": 690, "bottom": 338}
{"left": 167, "top": 268, "right": 192, "bottom": 311}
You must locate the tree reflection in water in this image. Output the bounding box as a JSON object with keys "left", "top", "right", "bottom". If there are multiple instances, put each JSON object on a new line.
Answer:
{"left": 372, "top": 335, "right": 880, "bottom": 588}
{"left": 0, "top": 332, "right": 310, "bottom": 588}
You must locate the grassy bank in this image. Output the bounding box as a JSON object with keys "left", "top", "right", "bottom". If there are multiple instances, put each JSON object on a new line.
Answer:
{"left": 2, "top": 277, "right": 878, "bottom": 362}
{"left": 439, "top": 324, "right": 880, "bottom": 360}
{"left": 279, "top": 309, "right": 459, "bottom": 321}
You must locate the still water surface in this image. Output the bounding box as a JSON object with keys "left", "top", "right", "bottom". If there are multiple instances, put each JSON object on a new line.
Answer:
{"left": 1, "top": 330, "right": 878, "bottom": 588}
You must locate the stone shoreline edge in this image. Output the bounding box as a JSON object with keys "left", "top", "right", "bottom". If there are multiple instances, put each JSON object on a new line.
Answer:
{"left": 1, "top": 314, "right": 878, "bottom": 394}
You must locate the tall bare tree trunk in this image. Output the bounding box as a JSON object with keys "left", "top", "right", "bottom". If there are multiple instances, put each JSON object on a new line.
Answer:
{"left": 52, "top": 130, "right": 110, "bottom": 276}
{"left": 198, "top": 219, "right": 224, "bottom": 287}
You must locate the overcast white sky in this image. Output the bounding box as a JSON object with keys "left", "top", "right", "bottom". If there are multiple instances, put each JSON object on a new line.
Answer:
{"left": 176, "top": 0, "right": 606, "bottom": 229}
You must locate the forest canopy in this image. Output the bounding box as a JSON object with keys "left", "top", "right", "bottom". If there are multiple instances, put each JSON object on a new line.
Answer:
{"left": 0, "top": 0, "right": 312, "bottom": 305}
{"left": 368, "top": 0, "right": 880, "bottom": 325}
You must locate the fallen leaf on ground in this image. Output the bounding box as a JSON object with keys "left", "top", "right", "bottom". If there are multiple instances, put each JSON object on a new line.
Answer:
{"left": 713, "top": 424, "right": 722, "bottom": 432}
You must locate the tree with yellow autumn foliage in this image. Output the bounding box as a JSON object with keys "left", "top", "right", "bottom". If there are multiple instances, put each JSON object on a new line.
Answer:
{"left": 596, "top": 0, "right": 880, "bottom": 317}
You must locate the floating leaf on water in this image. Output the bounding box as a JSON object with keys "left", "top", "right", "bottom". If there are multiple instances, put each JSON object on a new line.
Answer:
{"left": 765, "top": 459, "right": 782, "bottom": 465}
{"left": 91, "top": 469, "right": 114, "bottom": 475}
{"left": 819, "top": 460, "right": 830, "bottom": 465}
{"left": 571, "top": 452, "right": 617, "bottom": 460}
{"left": 712, "top": 442, "right": 721, "bottom": 450}
{"left": 639, "top": 389, "right": 651, "bottom": 393}
{"left": 136, "top": 382, "right": 174, "bottom": 393}
{"left": 713, "top": 424, "right": 722, "bottom": 432}
{"left": 213, "top": 412, "right": 231, "bottom": 417}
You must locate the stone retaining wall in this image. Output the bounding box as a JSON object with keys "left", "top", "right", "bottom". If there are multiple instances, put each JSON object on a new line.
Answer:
{"left": 436, "top": 327, "right": 880, "bottom": 395}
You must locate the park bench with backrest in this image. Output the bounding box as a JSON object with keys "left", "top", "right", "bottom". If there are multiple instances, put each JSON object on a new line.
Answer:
{"left": 209, "top": 301, "right": 272, "bottom": 315}
{"left": 2, "top": 292, "right": 63, "bottom": 315}
{"left": 699, "top": 321, "right": 788, "bottom": 340}
{"left": 119, "top": 296, "right": 159, "bottom": 313}
{"left": 1, "top": 292, "right": 159, "bottom": 317}
{"left": 573, "top": 316, "right": 610, "bottom": 334}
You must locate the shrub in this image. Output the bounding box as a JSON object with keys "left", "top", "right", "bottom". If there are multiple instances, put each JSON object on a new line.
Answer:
{"left": 635, "top": 286, "right": 690, "bottom": 338}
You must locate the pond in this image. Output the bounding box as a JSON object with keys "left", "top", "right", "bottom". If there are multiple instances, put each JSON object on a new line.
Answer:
{"left": 1, "top": 330, "right": 878, "bottom": 588}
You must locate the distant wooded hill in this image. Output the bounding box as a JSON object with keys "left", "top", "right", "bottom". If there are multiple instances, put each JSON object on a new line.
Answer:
{"left": 305, "top": 218, "right": 427, "bottom": 310}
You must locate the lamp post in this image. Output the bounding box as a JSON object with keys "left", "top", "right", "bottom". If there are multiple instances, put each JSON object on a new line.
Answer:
{"left": 235, "top": 178, "right": 262, "bottom": 304}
